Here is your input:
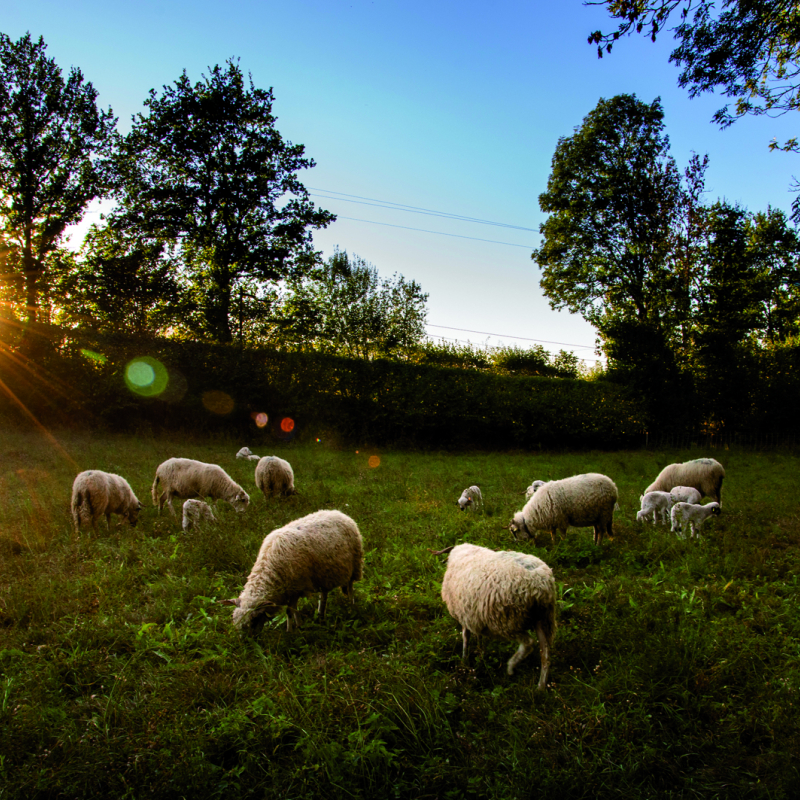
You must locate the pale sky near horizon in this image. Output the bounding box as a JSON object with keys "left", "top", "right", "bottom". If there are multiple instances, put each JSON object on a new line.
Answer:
{"left": 7, "top": 1, "right": 799, "bottom": 365}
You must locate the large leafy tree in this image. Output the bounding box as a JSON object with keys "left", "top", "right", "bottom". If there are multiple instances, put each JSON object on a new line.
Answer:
{"left": 0, "top": 32, "right": 116, "bottom": 344}
{"left": 113, "top": 60, "right": 335, "bottom": 343}
{"left": 276, "top": 248, "right": 428, "bottom": 359}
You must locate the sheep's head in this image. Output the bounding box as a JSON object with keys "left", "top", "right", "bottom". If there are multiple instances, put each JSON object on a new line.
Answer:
{"left": 231, "top": 597, "right": 281, "bottom": 634}
{"left": 508, "top": 512, "right": 530, "bottom": 540}
{"left": 128, "top": 501, "right": 144, "bottom": 527}
{"left": 457, "top": 496, "right": 471, "bottom": 511}
{"left": 231, "top": 491, "right": 250, "bottom": 512}
{"left": 708, "top": 502, "right": 722, "bottom": 516}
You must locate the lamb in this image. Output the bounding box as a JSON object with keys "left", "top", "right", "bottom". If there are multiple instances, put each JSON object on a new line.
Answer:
{"left": 151, "top": 458, "right": 250, "bottom": 517}
{"left": 182, "top": 499, "right": 217, "bottom": 532}
{"left": 670, "top": 501, "right": 721, "bottom": 538}
{"left": 645, "top": 458, "right": 725, "bottom": 504}
{"left": 229, "top": 509, "right": 363, "bottom": 634}
{"left": 509, "top": 473, "right": 617, "bottom": 545}
{"left": 525, "top": 480, "right": 546, "bottom": 499}
{"left": 669, "top": 485, "right": 702, "bottom": 505}
{"left": 636, "top": 491, "right": 675, "bottom": 525}
{"left": 254, "top": 455, "right": 297, "bottom": 498}
{"left": 71, "top": 470, "right": 143, "bottom": 532}
{"left": 433, "top": 543, "right": 556, "bottom": 689}
{"left": 236, "top": 447, "right": 260, "bottom": 462}
{"left": 457, "top": 485, "right": 482, "bottom": 511}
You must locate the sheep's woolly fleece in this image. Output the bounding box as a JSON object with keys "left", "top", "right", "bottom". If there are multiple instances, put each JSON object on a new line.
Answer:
{"left": 440, "top": 543, "right": 556, "bottom": 689}
{"left": 232, "top": 509, "right": 363, "bottom": 633}
{"left": 645, "top": 458, "right": 725, "bottom": 503}
{"left": 71, "top": 470, "right": 142, "bottom": 531}
{"left": 255, "top": 456, "right": 296, "bottom": 498}
{"left": 151, "top": 458, "right": 250, "bottom": 516}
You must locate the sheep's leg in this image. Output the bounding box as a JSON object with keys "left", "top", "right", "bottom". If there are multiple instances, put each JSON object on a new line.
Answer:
{"left": 346, "top": 579, "right": 355, "bottom": 606}
{"left": 506, "top": 635, "right": 536, "bottom": 676}
{"left": 317, "top": 591, "right": 328, "bottom": 620}
{"left": 286, "top": 604, "right": 302, "bottom": 632}
{"left": 535, "top": 623, "right": 551, "bottom": 690}
{"left": 461, "top": 627, "right": 471, "bottom": 662}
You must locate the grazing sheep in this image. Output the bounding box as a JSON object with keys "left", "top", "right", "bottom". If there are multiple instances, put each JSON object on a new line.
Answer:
{"left": 670, "top": 501, "right": 721, "bottom": 538}
{"left": 525, "top": 480, "right": 546, "bottom": 499}
{"left": 434, "top": 543, "right": 556, "bottom": 689}
{"left": 669, "top": 486, "right": 702, "bottom": 505}
{"left": 71, "top": 470, "right": 143, "bottom": 532}
{"left": 636, "top": 491, "right": 675, "bottom": 525}
{"left": 645, "top": 458, "right": 725, "bottom": 504}
{"left": 182, "top": 499, "right": 217, "bottom": 532}
{"left": 254, "top": 456, "right": 297, "bottom": 499}
{"left": 509, "top": 473, "right": 617, "bottom": 545}
{"left": 457, "top": 485, "right": 482, "bottom": 512}
{"left": 230, "top": 510, "right": 363, "bottom": 633}
{"left": 151, "top": 458, "right": 250, "bottom": 517}
{"left": 236, "top": 447, "right": 261, "bottom": 462}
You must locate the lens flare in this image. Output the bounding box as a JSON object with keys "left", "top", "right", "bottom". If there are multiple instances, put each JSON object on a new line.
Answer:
{"left": 368, "top": 455, "right": 381, "bottom": 468}
{"left": 202, "top": 390, "right": 235, "bottom": 415}
{"left": 280, "top": 417, "right": 295, "bottom": 433}
{"left": 124, "top": 357, "right": 169, "bottom": 397}
{"left": 254, "top": 412, "right": 268, "bottom": 428}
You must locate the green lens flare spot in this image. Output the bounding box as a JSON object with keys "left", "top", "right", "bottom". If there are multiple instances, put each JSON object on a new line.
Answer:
{"left": 125, "top": 357, "right": 169, "bottom": 397}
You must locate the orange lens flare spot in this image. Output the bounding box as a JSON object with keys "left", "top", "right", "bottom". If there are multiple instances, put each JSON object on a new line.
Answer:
{"left": 254, "top": 412, "right": 268, "bottom": 428}
{"left": 202, "top": 390, "right": 235, "bottom": 415}
{"left": 368, "top": 455, "right": 380, "bottom": 468}
{"left": 280, "top": 417, "right": 295, "bottom": 433}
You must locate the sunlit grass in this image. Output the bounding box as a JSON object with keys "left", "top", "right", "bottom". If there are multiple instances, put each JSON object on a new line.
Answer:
{"left": 1, "top": 429, "right": 800, "bottom": 798}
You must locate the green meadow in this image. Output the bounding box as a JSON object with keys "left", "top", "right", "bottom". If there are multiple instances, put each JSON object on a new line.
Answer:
{"left": 1, "top": 428, "right": 799, "bottom": 799}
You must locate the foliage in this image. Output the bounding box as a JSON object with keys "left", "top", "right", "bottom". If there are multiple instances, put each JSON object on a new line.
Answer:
{"left": 2, "top": 430, "right": 800, "bottom": 798}
{"left": 275, "top": 248, "right": 428, "bottom": 360}
{"left": 0, "top": 32, "right": 116, "bottom": 342}
{"left": 586, "top": 0, "right": 800, "bottom": 213}
{"left": 111, "top": 59, "right": 334, "bottom": 343}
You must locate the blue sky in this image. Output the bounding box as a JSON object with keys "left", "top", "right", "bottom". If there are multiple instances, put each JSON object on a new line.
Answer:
{"left": 9, "top": 1, "right": 799, "bottom": 364}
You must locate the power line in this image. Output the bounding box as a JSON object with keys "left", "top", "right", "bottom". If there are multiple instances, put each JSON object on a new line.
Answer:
{"left": 426, "top": 323, "right": 596, "bottom": 350}
{"left": 308, "top": 187, "right": 538, "bottom": 233}
{"left": 335, "top": 215, "right": 534, "bottom": 249}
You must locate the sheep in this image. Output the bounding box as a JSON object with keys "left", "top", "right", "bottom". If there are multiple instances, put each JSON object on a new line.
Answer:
{"left": 509, "top": 473, "right": 618, "bottom": 546}
{"left": 151, "top": 458, "right": 250, "bottom": 517}
{"left": 181, "top": 499, "right": 217, "bottom": 532}
{"left": 71, "top": 470, "right": 143, "bottom": 532}
{"left": 525, "top": 480, "right": 546, "bottom": 499}
{"left": 229, "top": 509, "right": 363, "bottom": 634}
{"left": 254, "top": 455, "right": 297, "bottom": 499}
{"left": 645, "top": 458, "right": 725, "bottom": 504}
{"left": 670, "top": 501, "right": 721, "bottom": 538}
{"left": 669, "top": 485, "right": 702, "bottom": 505}
{"left": 433, "top": 543, "right": 556, "bottom": 689}
{"left": 236, "top": 447, "right": 260, "bottom": 462}
{"left": 457, "top": 485, "right": 482, "bottom": 512}
{"left": 636, "top": 491, "right": 675, "bottom": 525}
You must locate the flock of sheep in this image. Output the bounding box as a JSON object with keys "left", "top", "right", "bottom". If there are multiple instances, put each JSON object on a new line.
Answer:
{"left": 68, "top": 450, "right": 725, "bottom": 692}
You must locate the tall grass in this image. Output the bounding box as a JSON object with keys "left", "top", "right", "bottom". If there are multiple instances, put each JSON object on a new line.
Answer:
{"left": 1, "top": 429, "right": 799, "bottom": 798}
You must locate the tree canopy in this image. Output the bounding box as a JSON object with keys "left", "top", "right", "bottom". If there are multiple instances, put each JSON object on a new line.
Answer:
{"left": 112, "top": 60, "right": 335, "bottom": 343}
{"left": 0, "top": 31, "right": 116, "bottom": 345}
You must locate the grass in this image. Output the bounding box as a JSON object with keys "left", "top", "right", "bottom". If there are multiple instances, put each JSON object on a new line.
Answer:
{"left": 1, "top": 427, "right": 800, "bottom": 798}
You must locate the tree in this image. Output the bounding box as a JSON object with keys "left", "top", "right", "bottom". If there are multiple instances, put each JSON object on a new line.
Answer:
{"left": 276, "top": 248, "right": 428, "bottom": 359}
{"left": 113, "top": 60, "right": 335, "bottom": 343}
{"left": 0, "top": 32, "right": 116, "bottom": 345}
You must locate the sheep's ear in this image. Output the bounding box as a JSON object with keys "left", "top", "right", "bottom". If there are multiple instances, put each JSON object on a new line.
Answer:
{"left": 220, "top": 598, "right": 240, "bottom": 607}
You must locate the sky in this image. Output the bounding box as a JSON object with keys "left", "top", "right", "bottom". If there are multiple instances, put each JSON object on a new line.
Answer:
{"left": 7, "top": 0, "right": 800, "bottom": 365}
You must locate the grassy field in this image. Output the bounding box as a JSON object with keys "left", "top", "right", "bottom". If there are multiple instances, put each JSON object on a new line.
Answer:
{"left": 1, "top": 427, "right": 799, "bottom": 799}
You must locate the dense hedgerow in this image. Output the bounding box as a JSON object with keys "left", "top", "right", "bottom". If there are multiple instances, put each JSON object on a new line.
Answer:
{"left": 2, "top": 429, "right": 800, "bottom": 798}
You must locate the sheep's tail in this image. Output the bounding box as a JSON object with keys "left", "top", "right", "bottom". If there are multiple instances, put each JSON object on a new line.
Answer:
{"left": 72, "top": 490, "right": 93, "bottom": 530}
{"left": 539, "top": 598, "right": 557, "bottom": 644}
{"left": 151, "top": 474, "right": 160, "bottom": 506}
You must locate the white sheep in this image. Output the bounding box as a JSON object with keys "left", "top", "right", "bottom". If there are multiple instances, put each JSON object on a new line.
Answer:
{"left": 525, "top": 480, "right": 546, "bottom": 499}
{"left": 433, "top": 543, "right": 556, "bottom": 689}
{"left": 236, "top": 447, "right": 260, "bottom": 462}
{"left": 669, "top": 485, "right": 702, "bottom": 505}
{"left": 151, "top": 458, "right": 250, "bottom": 517}
{"left": 182, "top": 499, "right": 217, "bottom": 532}
{"left": 254, "top": 456, "right": 296, "bottom": 498}
{"left": 457, "top": 485, "right": 482, "bottom": 512}
{"left": 229, "top": 509, "right": 363, "bottom": 633}
{"left": 71, "top": 470, "right": 143, "bottom": 532}
{"left": 509, "top": 473, "right": 618, "bottom": 545}
{"left": 645, "top": 458, "right": 725, "bottom": 504}
{"left": 670, "top": 501, "right": 721, "bottom": 538}
{"left": 636, "top": 491, "right": 675, "bottom": 525}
